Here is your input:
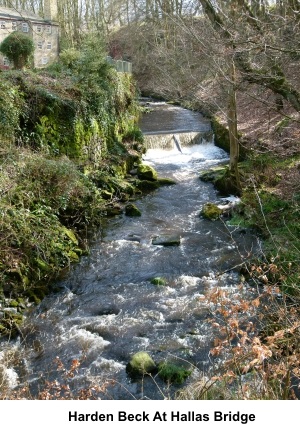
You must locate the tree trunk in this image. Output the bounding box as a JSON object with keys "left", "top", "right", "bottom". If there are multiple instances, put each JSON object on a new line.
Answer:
{"left": 228, "top": 59, "right": 241, "bottom": 193}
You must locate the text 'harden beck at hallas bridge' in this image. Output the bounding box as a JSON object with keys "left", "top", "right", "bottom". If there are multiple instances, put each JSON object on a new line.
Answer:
{"left": 69, "top": 410, "right": 256, "bottom": 424}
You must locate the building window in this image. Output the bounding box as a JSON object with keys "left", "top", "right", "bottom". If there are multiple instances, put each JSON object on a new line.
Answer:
{"left": 47, "top": 42, "right": 52, "bottom": 50}
{"left": 46, "top": 25, "right": 51, "bottom": 34}
{"left": 37, "top": 41, "right": 43, "bottom": 49}
{"left": 0, "top": 21, "right": 6, "bottom": 29}
{"left": 12, "top": 22, "right": 17, "bottom": 31}
{"left": 22, "top": 22, "right": 29, "bottom": 32}
{"left": 42, "top": 57, "right": 48, "bottom": 65}
{"left": 3, "top": 57, "right": 10, "bottom": 66}
{"left": 36, "top": 25, "right": 42, "bottom": 33}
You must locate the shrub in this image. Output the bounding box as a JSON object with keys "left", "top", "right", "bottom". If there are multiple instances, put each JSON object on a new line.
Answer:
{"left": 0, "top": 32, "right": 34, "bottom": 69}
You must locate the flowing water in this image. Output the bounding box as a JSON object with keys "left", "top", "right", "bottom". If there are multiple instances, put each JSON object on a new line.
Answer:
{"left": 1, "top": 102, "right": 259, "bottom": 400}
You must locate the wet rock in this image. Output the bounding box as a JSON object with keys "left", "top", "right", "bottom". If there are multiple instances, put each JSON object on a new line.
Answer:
{"left": 135, "top": 179, "right": 160, "bottom": 192}
{"left": 125, "top": 203, "right": 142, "bottom": 217}
{"left": 199, "top": 166, "right": 227, "bottom": 183}
{"left": 137, "top": 164, "right": 158, "bottom": 181}
{"left": 152, "top": 234, "right": 181, "bottom": 246}
{"left": 105, "top": 204, "right": 123, "bottom": 216}
{"left": 200, "top": 203, "right": 222, "bottom": 220}
{"left": 126, "top": 234, "right": 141, "bottom": 243}
{"left": 97, "top": 306, "right": 120, "bottom": 316}
{"left": 126, "top": 351, "right": 157, "bottom": 378}
{"left": 157, "top": 178, "right": 177, "bottom": 186}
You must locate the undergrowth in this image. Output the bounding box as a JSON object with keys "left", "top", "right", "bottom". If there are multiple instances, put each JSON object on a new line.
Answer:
{"left": 0, "top": 148, "right": 105, "bottom": 314}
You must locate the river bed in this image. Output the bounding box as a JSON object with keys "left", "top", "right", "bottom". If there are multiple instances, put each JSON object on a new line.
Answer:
{"left": 0, "top": 103, "right": 259, "bottom": 400}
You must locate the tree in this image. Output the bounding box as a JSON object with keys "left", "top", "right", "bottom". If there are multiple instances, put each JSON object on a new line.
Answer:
{"left": 0, "top": 31, "right": 34, "bottom": 69}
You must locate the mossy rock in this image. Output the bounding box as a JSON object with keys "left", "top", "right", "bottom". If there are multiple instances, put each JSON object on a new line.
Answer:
{"left": 199, "top": 166, "right": 227, "bottom": 183}
{"left": 200, "top": 203, "right": 222, "bottom": 220}
{"left": 137, "top": 164, "right": 158, "bottom": 181}
{"left": 157, "top": 178, "right": 177, "bottom": 186}
{"left": 125, "top": 203, "right": 142, "bottom": 217}
{"left": 214, "top": 169, "right": 242, "bottom": 196}
{"left": 200, "top": 166, "right": 242, "bottom": 196}
{"left": 135, "top": 179, "right": 160, "bottom": 192}
{"left": 150, "top": 277, "right": 166, "bottom": 286}
{"left": 126, "top": 351, "right": 157, "bottom": 378}
{"left": 158, "top": 361, "right": 192, "bottom": 384}
{"left": 211, "top": 117, "right": 230, "bottom": 153}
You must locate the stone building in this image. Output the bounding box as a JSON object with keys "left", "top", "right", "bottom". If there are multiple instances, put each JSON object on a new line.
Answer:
{"left": 0, "top": 0, "right": 59, "bottom": 69}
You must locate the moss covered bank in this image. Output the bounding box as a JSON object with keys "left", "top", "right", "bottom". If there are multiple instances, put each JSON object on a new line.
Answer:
{"left": 0, "top": 63, "right": 148, "bottom": 336}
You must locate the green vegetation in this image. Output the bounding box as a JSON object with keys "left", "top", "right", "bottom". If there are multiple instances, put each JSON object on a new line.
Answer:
{"left": 0, "top": 37, "right": 144, "bottom": 336}
{"left": 158, "top": 361, "right": 192, "bottom": 384}
{"left": 200, "top": 203, "right": 222, "bottom": 220}
{"left": 126, "top": 351, "right": 157, "bottom": 378}
{"left": 232, "top": 154, "right": 300, "bottom": 296}
{"left": 0, "top": 32, "right": 34, "bottom": 69}
{"left": 150, "top": 277, "right": 166, "bottom": 286}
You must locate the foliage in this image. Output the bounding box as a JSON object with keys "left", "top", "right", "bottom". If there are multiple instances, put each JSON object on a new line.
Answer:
{"left": 0, "top": 51, "right": 139, "bottom": 160}
{"left": 0, "top": 150, "right": 106, "bottom": 314}
{"left": 0, "top": 79, "right": 24, "bottom": 141}
{"left": 158, "top": 361, "right": 192, "bottom": 384}
{"left": 0, "top": 32, "right": 34, "bottom": 69}
{"left": 59, "top": 48, "right": 81, "bottom": 69}
{"left": 0, "top": 356, "right": 112, "bottom": 400}
{"left": 0, "top": 30, "right": 143, "bottom": 339}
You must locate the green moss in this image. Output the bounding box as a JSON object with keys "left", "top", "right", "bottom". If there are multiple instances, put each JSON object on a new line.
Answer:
{"left": 137, "top": 164, "right": 158, "bottom": 181}
{"left": 125, "top": 203, "right": 142, "bottom": 217}
{"left": 0, "top": 61, "right": 144, "bottom": 336}
{"left": 158, "top": 361, "right": 192, "bottom": 384}
{"left": 211, "top": 117, "right": 230, "bottom": 153}
{"left": 135, "top": 179, "right": 160, "bottom": 192}
{"left": 126, "top": 351, "right": 157, "bottom": 378}
{"left": 201, "top": 203, "right": 222, "bottom": 220}
{"left": 150, "top": 277, "right": 166, "bottom": 286}
{"left": 9, "top": 300, "right": 19, "bottom": 307}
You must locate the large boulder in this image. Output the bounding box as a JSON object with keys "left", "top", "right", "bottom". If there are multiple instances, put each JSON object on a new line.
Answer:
{"left": 137, "top": 164, "right": 158, "bottom": 181}
{"left": 125, "top": 203, "right": 142, "bottom": 217}
{"left": 157, "top": 178, "right": 177, "bottom": 186}
{"left": 126, "top": 351, "right": 157, "bottom": 378}
{"left": 135, "top": 179, "right": 160, "bottom": 192}
{"left": 200, "top": 203, "right": 222, "bottom": 220}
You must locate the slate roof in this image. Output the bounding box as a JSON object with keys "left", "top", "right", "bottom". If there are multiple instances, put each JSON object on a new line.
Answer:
{"left": 0, "top": 6, "right": 45, "bottom": 22}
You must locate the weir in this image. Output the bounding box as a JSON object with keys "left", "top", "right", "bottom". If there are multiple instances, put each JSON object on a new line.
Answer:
{"left": 143, "top": 131, "right": 214, "bottom": 150}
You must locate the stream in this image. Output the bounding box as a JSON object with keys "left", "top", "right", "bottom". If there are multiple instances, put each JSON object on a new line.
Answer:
{"left": 1, "top": 102, "right": 259, "bottom": 400}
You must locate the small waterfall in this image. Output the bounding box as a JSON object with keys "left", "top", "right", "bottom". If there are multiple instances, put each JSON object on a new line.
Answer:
{"left": 143, "top": 131, "right": 214, "bottom": 150}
